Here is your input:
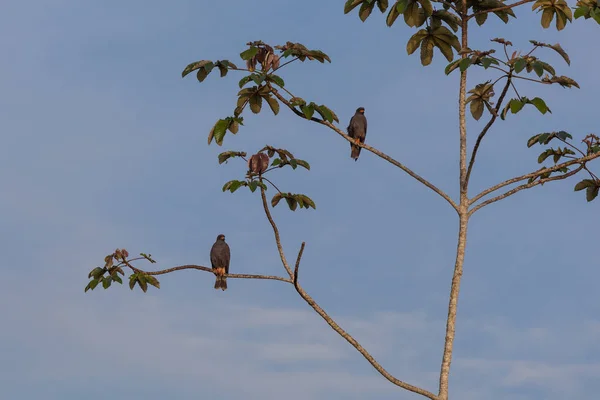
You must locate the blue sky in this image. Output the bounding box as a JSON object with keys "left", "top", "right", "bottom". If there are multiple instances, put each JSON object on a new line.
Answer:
{"left": 1, "top": 1, "right": 599, "bottom": 399}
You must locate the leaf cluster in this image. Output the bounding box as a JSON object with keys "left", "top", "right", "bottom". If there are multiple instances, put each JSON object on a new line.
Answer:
{"left": 218, "top": 146, "right": 315, "bottom": 211}
{"left": 85, "top": 249, "right": 160, "bottom": 293}
{"left": 532, "top": 0, "right": 573, "bottom": 31}
{"left": 574, "top": 0, "right": 600, "bottom": 23}
{"left": 271, "top": 192, "right": 316, "bottom": 211}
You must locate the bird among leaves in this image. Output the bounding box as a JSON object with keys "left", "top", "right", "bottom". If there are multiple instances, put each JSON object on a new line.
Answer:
{"left": 210, "top": 234, "right": 230, "bottom": 291}
{"left": 347, "top": 107, "right": 367, "bottom": 161}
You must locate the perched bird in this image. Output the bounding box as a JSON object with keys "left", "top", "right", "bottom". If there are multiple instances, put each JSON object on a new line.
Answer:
{"left": 210, "top": 234, "right": 230, "bottom": 291}
{"left": 347, "top": 107, "right": 367, "bottom": 161}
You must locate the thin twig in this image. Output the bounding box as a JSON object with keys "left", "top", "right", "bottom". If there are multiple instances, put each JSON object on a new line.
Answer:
{"left": 273, "top": 57, "right": 298, "bottom": 71}
{"left": 261, "top": 176, "right": 283, "bottom": 194}
{"left": 465, "top": 74, "right": 512, "bottom": 186}
{"left": 469, "top": 164, "right": 585, "bottom": 216}
{"left": 470, "top": 152, "right": 600, "bottom": 205}
{"left": 269, "top": 86, "right": 459, "bottom": 213}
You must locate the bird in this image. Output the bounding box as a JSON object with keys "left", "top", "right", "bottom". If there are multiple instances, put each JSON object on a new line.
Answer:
{"left": 347, "top": 107, "right": 367, "bottom": 161}
{"left": 210, "top": 234, "right": 230, "bottom": 291}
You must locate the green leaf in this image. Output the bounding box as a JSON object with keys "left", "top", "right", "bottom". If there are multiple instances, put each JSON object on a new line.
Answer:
{"left": 251, "top": 74, "right": 265, "bottom": 85}
{"left": 406, "top": 29, "right": 428, "bottom": 55}
{"left": 541, "top": 8, "right": 554, "bottom": 28}
{"left": 537, "top": 132, "right": 551, "bottom": 145}
{"left": 181, "top": 60, "right": 212, "bottom": 78}
{"left": 556, "top": 130, "right": 572, "bottom": 141}
{"left": 294, "top": 159, "right": 310, "bottom": 170}
{"left": 574, "top": 179, "right": 596, "bottom": 191}
{"left": 574, "top": 6, "right": 588, "bottom": 19}
{"left": 146, "top": 275, "right": 160, "bottom": 289}
{"left": 386, "top": 0, "right": 402, "bottom": 26}
{"left": 211, "top": 119, "right": 229, "bottom": 146}
{"left": 102, "top": 276, "right": 112, "bottom": 289}
{"left": 285, "top": 196, "right": 298, "bottom": 211}
{"left": 248, "top": 181, "right": 259, "bottom": 192}
{"left": 475, "top": 11, "right": 488, "bottom": 26}
{"left": 222, "top": 180, "right": 246, "bottom": 193}
{"left": 445, "top": 59, "right": 460, "bottom": 75}
{"left": 530, "top": 97, "right": 551, "bottom": 114}
{"left": 300, "top": 195, "right": 316, "bottom": 209}
{"left": 271, "top": 193, "right": 283, "bottom": 207}
{"left": 301, "top": 104, "right": 315, "bottom": 119}
{"left": 265, "top": 95, "right": 280, "bottom": 115}
{"left": 240, "top": 47, "right": 259, "bottom": 60}
{"left": 344, "top": 0, "right": 364, "bottom": 14}
{"left": 249, "top": 94, "right": 263, "bottom": 114}
{"left": 514, "top": 58, "right": 527, "bottom": 73}
{"left": 267, "top": 75, "right": 285, "bottom": 87}
{"left": 85, "top": 279, "right": 99, "bottom": 292}
{"left": 537, "top": 149, "right": 553, "bottom": 163}
{"left": 218, "top": 151, "right": 246, "bottom": 164}
{"left": 510, "top": 99, "right": 525, "bottom": 113}
{"left": 377, "top": 0, "right": 389, "bottom": 13}
{"left": 88, "top": 267, "right": 105, "bottom": 280}
{"left": 112, "top": 275, "right": 123, "bottom": 285}
{"left": 359, "top": 1, "right": 375, "bottom": 21}
{"left": 470, "top": 99, "right": 484, "bottom": 121}
{"left": 527, "top": 134, "right": 542, "bottom": 147}
{"left": 420, "top": 37, "right": 434, "bottom": 66}
{"left": 239, "top": 75, "right": 253, "bottom": 88}
{"left": 586, "top": 185, "right": 599, "bottom": 201}
{"left": 138, "top": 276, "right": 148, "bottom": 293}
{"left": 531, "top": 61, "right": 545, "bottom": 77}
{"left": 459, "top": 57, "right": 473, "bottom": 72}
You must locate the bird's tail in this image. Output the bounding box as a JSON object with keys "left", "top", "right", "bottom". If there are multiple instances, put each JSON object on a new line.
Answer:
{"left": 351, "top": 144, "right": 361, "bottom": 160}
{"left": 214, "top": 276, "right": 228, "bottom": 291}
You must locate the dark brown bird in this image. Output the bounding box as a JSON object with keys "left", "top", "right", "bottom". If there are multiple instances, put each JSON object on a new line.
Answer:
{"left": 210, "top": 234, "right": 230, "bottom": 291}
{"left": 347, "top": 107, "right": 367, "bottom": 161}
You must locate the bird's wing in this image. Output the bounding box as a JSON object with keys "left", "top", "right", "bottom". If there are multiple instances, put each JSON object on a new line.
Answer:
{"left": 347, "top": 115, "right": 356, "bottom": 138}
{"left": 224, "top": 243, "right": 231, "bottom": 274}
{"left": 210, "top": 243, "right": 217, "bottom": 268}
{"left": 362, "top": 115, "right": 367, "bottom": 136}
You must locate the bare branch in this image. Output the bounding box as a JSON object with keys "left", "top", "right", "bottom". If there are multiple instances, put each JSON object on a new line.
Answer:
{"left": 469, "top": 0, "right": 535, "bottom": 18}
{"left": 470, "top": 152, "right": 600, "bottom": 205}
{"left": 122, "top": 262, "right": 292, "bottom": 283}
{"left": 269, "top": 86, "right": 459, "bottom": 213}
{"left": 293, "top": 242, "right": 305, "bottom": 288}
{"left": 259, "top": 185, "right": 294, "bottom": 278}
{"left": 469, "top": 164, "right": 585, "bottom": 215}
{"left": 465, "top": 74, "right": 512, "bottom": 186}
{"left": 258, "top": 188, "right": 438, "bottom": 399}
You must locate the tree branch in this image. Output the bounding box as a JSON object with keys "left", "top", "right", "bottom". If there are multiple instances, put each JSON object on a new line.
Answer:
{"left": 269, "top": 86, "right": 459, "bottom": 213}
{"left": 258, "top": 185, "right": 438, "bottom": 400}
{"left": 293, "top": 242, "right": 305, "bottom": 288}
{"left": 469, "top": 164, "right": 585, "bottom": 216}
{"left": 260, "top": 184, "right": 294, "bottom": 278}
{"left": 465, "top": 74, "right": 512, "bottom": 186}
{"left": 122, "top": 262, "right": 292, "bottom": 283}
{"left": 470, "top": 152, "right": 600, "bottom": 205}
{"left": 469, "top": 0, "right": 535, "bottom": 18}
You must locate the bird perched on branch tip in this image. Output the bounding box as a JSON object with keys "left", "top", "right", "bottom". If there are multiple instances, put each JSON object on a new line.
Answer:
{"left": 347, "top": 107, "right": 367, "bottom": 161}
{"left": 210, "top": 234, "right": 230, "bottom": 291}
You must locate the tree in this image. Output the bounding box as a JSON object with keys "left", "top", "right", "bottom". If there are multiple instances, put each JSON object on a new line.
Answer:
{"left": 84, "top": 1, "right": 600, "bottom": 399}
